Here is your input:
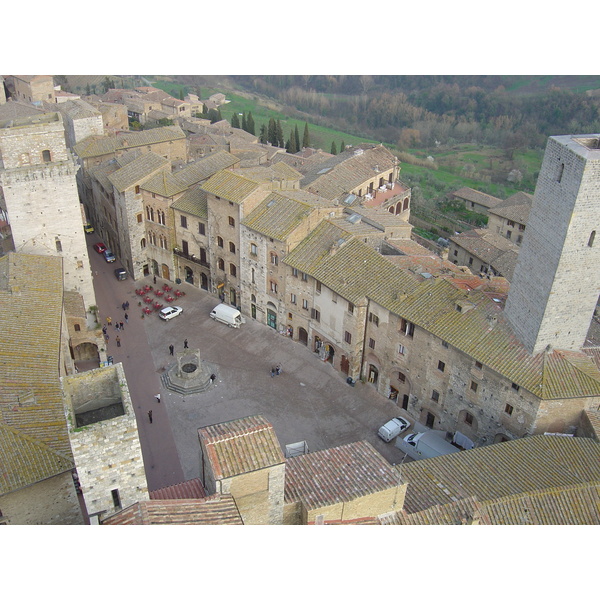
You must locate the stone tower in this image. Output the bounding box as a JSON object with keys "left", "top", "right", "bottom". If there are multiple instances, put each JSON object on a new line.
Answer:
{"left": 0, "top": 112, "right": 96, "bottom": 309}
{"left": 504, "top": 134, "right": 600, "bottom": 354}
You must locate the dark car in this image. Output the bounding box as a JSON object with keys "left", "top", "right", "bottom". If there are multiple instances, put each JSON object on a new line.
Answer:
{"left": 114, "top": 268, "right": 128, "bottom": 281}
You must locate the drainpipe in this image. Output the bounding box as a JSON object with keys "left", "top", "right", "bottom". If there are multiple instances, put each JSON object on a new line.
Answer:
{"left": 359, "top": 298, "right": 371, "bottom": 381}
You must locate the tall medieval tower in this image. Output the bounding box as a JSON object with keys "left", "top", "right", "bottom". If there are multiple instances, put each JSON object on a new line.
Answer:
{"left": 504, "top": 134, "right": 600, "bottom": 354}
{"left": 0, "top": 112, "right": 96, "bottom": 308}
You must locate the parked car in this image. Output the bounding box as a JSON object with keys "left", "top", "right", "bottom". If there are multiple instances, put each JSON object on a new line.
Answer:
{"left": 103, "top": 249, "right": 116, "bottom": 263}
{"left": 159, "top": 306, "right": 183, "bottom": 321}
{"left": 93, "top": 242, "right": 106, "bottom": 253}
{"left": 84, "top": 222, "right": 94, "bottom": 234}
{"left": 377, "top": 417, "right": 411, "bottom": 442}
{"left": 114, "top": 268, "right": 128, "bottom": 280}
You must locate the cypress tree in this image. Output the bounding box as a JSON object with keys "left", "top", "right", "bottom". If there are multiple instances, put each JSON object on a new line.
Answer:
{"left": 287, "top": 131, "right": 297, "bottom": 154}
{"left": 259, "top": 124, "right": 268, "bottom": 144}
{"left": 267, "top": 118, "right": 277, "bottom": 145}
{"left": 276, "top": 120, "right": 284, "bottom": 148}
{"left": 302, "top": 122, "right": 310, "bottom": 148}
{"left": 231, "top": 112, "right": 241, "bottom": 128}
{"left": 331, "top": 141, "right": 337, "bottom": 155}
{"left": 247, "top": 112, "right": 256, "bottom": 135}
{"left": 241, "top": 112, "right": 247, "bottom": 131}
{"left": 340, "top": 140, "right": 346, "bottom": 152}
{"left": 294, "top": 125, "right": 301, "bottom": 152}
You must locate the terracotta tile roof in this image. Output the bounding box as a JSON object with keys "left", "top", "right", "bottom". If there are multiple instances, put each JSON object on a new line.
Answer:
{"left": 284, "top": 221, "right": 420, "bottom": 306}
{"left": 141, "top": 169, "right": 187, "bottom": 197}
{"left": 171, "top": 185, "right": 208, "bottom": 219}
{"left": 400, "top": 435, "right": 600, "bottom": 514}
{"left": 284, "top": 441, "right": 400, "bottom": 510}
{"left": 242, "top": 192, "right": 316, "bottom": 241}
{"left": 450, "top": 228, "right": 520, "bottom": 280}
{"left": 200, "top": 169, "right": 260, "bottom": 204}
{"left": 301, "top": 145, "right": 396, "bottom": 200}
{"left": 74, "top": 125, "right": 185, "bottom": 159}
{"left": 451, "top": 186, "right": 502, "bottom": 209}
{"left": 199, "top": 415, "right": 285, "bottom": 480}
{"left": 102, "top": 494, "right": 243, "bottom": 525}
{"left": 108, "top": 152, "right": 170, "bottom": 192}
{"left": 174, "top": 151, "right": 239, "bottom": 188}
{"left": 149, "top": 478, "right": 206, "bottom": 500}
{"left": 488, "top": 191, "right": 533, "bottom": 224}
{"left": 387, "top": 481, "right": 600, "bottom": 525}
{"left": 0, "top": 253, "right": 74, "bottom": 492}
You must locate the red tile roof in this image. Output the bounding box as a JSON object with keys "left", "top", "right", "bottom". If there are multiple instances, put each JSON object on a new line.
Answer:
{"left": 149, "top": 478, "right": 206, "bottom": 500}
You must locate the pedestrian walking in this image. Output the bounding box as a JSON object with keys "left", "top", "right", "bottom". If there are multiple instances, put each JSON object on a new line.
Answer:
{"left": 153, "top": 275, "right": 157, "bottom": 285}
{"left": 271, "top": 367, "right": 275, "bottom": 377}
{"left": 155, "top": 394, "right": 161, "bottom": 403}
{"left": 169, "top": 344, "right": 174, "bottom": 355}
{"left": 276, "top": 365, "right": 281, "bottom": 375}
{"left": 184, "top": 339, "right": 188, "bottom": 349}
{"left": 122, "top": 302, "right": 126, "bottom": 311}
{"left": 116, "top": 336, "right": 121, "bottom": 347}
{"left": 106, "top": 316, "right": 112, "bottom": 325}
{"left": 104, "top": 334, "right": 109, "bottom": 342}
{"left": 125, "top": 301, "right": 129, "bottom": 310}
{"left": 115, "top": 322, "right": 120, "bottom": 331}
{"left": 210, "top": 374, "right": 216, "bottom": 383}
{"left": 120, "top": 321, "right": 124, "bottom": 330}
{"left": 124, "top": 313, "right": 129, "bottom": 323}
{"left": 148, "top": 410, "right": 153, "bottom": 423}
{"left": 102, "top": 326, "right": 107, "bottom": 335}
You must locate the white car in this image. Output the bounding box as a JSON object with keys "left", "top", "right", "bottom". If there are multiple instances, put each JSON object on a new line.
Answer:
{"left": 377, "top": 417, "right": 411, "bottom": 442}
{"left": 159, "top": 306, "right": 183, "bottom": 321}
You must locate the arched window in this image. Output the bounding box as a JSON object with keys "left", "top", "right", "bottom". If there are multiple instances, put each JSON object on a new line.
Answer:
{"left": 140, "top": 238, "right": 146, "bottom": 249}
{"left": 217, "top": 258, "right": 225, "bottom": 271}
{"left": 229, "top": 263, "right": 237, "bottom": 277}
{"left": 270, "top": 252, "right": 278, "bottom": 266}
{"left": 229, "top": 241, "right": 236, "bottom": 254}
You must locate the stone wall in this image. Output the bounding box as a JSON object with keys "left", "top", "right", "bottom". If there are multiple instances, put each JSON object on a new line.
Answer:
{"left": 505, "top": 135, "right": 600, "bottom": 354}
{"left": 62, "top": 363, "right": 149, "bottom": 520}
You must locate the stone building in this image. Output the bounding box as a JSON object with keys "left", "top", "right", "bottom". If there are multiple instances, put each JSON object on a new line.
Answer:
{"left": 0, "top": 111, "right": 97, "bottom": 309}
{"left": 50, "top": 99, "right": 104, "bottom": 149}
{"left": 61, "top": 363, "right": 149, "bottom": 522}
{"left": 200, "top": 164, "right": 301, "bottom": 306}
{"left": 283, "top": 440, "right": 406, "bottom": 524}
{"left": 448, "top": 228, "right": 520, "bottom": 280}
{"left": 240, "top": 189, "right": 339, "bottom": 333}
{"left": 487, "top": 191, "right": 533, "bottom": 245}
{"left": 449, "top": 186, "right": 502, "bottom": 215}
{"left": 8, "top": 75, "right": 55, "bottom": 105}
{"left": 198, "top": 415, "right": 286, "bottom": 525}
{"left": 505, "top": 134, "right": 600, "bottom": 355}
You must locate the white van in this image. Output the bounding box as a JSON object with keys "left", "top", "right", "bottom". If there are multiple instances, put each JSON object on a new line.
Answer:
{"left": 210, "top": 304, "right": 245, "bottom": 328}
{"left": 377, "top": 417, "right": 410, "bottom": 442}
{"left": 396, "top": 430, "right": 461, "bottom": 461}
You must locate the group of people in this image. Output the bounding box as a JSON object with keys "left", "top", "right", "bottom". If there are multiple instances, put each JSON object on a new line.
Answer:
{"left": 270, "top": 365, "right": 282, "bottom": 377}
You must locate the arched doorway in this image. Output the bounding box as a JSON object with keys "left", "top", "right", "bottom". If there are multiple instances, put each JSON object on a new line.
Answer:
{"left": 184, "top": 266, "right": 194, "bottom": 284}
{"left": 201, "top": 273, "right": 208, "bottom": 290}
{"left": 299, "top": 327, "right": 308, "bottom": 346}
{"left": 161, "top": 264, "right": 170, "bottom": 280}
{"left": 151, "top": 260, "right": 159, "bottom": 275}
{"left": 325, "top": 343, "right": 334, "bottom": 364}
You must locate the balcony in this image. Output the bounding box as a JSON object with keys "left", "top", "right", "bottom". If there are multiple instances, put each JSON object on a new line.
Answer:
{"left": 173, "top": 248, "right": 209, "bottom": 268}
